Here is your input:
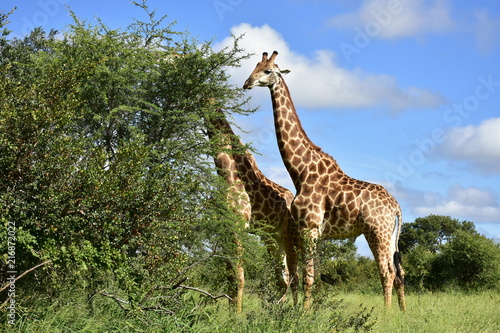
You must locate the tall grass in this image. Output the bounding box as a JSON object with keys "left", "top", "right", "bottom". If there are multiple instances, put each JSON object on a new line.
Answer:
{"left": 5, "top": 290, "right": 500, "bottom": 332}
{"left": 336, "top": 291, "right": 500, "bottom": 333}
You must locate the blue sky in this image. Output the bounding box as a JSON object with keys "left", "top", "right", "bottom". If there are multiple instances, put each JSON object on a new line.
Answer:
{"left": 4, "top": 0, "right": 500, "bottom": 255}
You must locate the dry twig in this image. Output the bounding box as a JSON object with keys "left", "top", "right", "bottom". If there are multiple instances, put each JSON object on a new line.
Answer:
{"left": 0, "top": 260, "right": 53, "bottom": 293}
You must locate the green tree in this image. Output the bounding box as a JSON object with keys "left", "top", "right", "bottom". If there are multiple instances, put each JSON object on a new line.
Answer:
{"left": 399, "top": 215, "right": 500, "bottom": 291}
{"left": 319, "top": 240, "right": 359, "bottom": 284}
{"left": 0, "top": 4, "right": 254, "bottom": 319}
{"left": 399, "top": 214, "right": 477, "bottom": 254}
{"left": 315, "top": 239, "right": 378, "bottom": 292}
{"left": 431, "top": 231, "right": 500, "bottom": 290}
{"left": 403, "top": 244, "right": 436, "bottom": 291}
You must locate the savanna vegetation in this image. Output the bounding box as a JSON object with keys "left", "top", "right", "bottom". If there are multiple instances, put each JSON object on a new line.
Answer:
{"left": 1, "top": 4, "right": 500, "bottom": 332}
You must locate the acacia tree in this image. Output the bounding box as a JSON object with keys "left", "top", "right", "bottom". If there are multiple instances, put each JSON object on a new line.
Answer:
{"left": 0, "top": 4, "right": 257, "bottom": 316}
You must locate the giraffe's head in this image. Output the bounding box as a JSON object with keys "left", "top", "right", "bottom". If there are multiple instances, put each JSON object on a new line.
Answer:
{"left": 243, "top": 51, "right": 290, "bottom": 90}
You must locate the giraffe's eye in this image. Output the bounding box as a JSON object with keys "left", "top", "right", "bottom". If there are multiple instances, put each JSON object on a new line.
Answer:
{"left": 264, "top": 70, "right": 272, "bottom": 74}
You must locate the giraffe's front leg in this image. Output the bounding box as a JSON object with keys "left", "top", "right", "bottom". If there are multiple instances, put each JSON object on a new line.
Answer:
{"left": 292, "top": 195, "right": 322, "bottom": 310}
{"left": 232, "top": 236, "right": 245, "bottom": 313}
{"left": 302, "top": 226, "right": 319, "bottom": 310}
{"left": 264, "top": 237, "right": 288, "bottom": 297}
{"left": 236, "top": 257, "right": 244, "bottom": 313}
{"left": 281, "top": 245, "right": 299, "bottom": 305}
{"left": 280, "top": 216, "right": 300, "bottom": 305}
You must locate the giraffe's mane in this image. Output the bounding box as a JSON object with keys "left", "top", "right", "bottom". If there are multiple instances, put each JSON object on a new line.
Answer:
{"left": 280, "top": 80, "right": 323, "bottom": 154}
{"left": 278, "top": 79, "right": 343, "bottom": 171}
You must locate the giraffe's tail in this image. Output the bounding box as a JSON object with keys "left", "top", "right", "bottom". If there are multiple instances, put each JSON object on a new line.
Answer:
{"left": 393, "top": 208, "right": 404, "bottom": 285}
{"left": 394, "top": 251, "right": 404, "bottom": 285}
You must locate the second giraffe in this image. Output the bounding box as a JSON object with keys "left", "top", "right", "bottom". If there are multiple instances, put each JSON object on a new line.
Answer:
{"left": 207, "top": 107, "right": 296, "bottom": 312}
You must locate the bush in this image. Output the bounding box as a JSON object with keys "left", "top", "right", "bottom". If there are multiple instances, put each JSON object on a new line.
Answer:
{"left": 431, "top": 231, "right": 500, "bottom": 291}
{"left": 0, "top": 3, "right": 253, "bottom": 322}
{"left": 400, "top": 215, "right": 500, "bottom": 292}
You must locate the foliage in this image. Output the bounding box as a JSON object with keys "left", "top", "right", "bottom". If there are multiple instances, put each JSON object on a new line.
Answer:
{"left": 12, "top": 291, "right": 377, "bottom": 332}
{"left": 430, "top": 230, "right": 500, "bottom": 290}
{"left": 2, "top": 3, "right": 500, "bottom": 330}
{"left": 12, "top": 290, "right": 500, "bottom": 332}
{"left": 399, "top": 214, "right": 477, "bottom": 254}
{"left": 0, "top": 3, "right": 253, "bottom": 320}
{"left": 318, "top": 239, "right": 379, "bottom": 292}
{"left": 399, "top": 215, "right": 500, "bottom": 292}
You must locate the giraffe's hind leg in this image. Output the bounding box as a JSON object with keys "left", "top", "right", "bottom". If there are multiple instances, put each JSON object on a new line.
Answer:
{"left": 365, "top": 230, "right": 396, "bottom": 310}
{"left": 394, "top": 251, "right": 406, "bottom": 311}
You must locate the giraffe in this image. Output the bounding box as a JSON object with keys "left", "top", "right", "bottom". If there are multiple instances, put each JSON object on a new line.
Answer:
{"left": 206, "top": 107, "right": 296, "bottom": 312}
{"left": 243, "top": 51, "right": 406, "bottom": 311}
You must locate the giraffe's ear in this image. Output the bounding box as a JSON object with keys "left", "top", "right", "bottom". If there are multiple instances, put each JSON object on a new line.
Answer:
{"left": 280, "top": 69, "right": 291, "bottom": 75}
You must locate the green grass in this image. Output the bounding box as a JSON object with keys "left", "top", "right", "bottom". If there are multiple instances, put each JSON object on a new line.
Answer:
{"left": 5, "top": 291, "right": 500, "bottom": 332}
{"left": 336, "top": 291, "right": 500, "bottom": 333}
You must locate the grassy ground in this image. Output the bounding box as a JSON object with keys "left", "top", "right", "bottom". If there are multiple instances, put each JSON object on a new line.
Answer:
{"left": 6, "top": 290, "right": 500, "bottom": 332}
{"left": 337, "top": 291, "right": 500, "bottom": 333}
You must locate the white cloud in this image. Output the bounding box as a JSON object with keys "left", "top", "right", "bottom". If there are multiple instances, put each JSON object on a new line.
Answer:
{"left": 415, "top": 201, "right": 500, "bottom": 223}
{"left": 215, "top": 23, "right": 444, "bottom": 111}
{"left": 396, "top": 183, "right": 500, "bottom": 224}
{"left": 328, "top": 0, "right": 455, "bottom": 39}
{"left": 440, "top": 117, "right": 500, "bottom": 174}
{"left": 474, "top": 9, "right": 500, "bottom": 55}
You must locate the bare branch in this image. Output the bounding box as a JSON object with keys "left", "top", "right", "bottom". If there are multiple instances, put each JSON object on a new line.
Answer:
{"left": 97, "top": 291, "right": 131, "bottom": 312}
{"left": 97, "top": 290, "right": 177, "bottom": 315}
{"left": 0, "top": 260, "right": 53, "bottom": 293}
{"left": 140, "top": 306, "right": 175, "bottom": 315}
{"left": 177, "top": 284, "right": 232, "bottom": 301}
{"left": 94, "top": 272, "right": 231, "bottom": 316}
{"left": 146, "top": 283, "right": 232, "bottom": 302}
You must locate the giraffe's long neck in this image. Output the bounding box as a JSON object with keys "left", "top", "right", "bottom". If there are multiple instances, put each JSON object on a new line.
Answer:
{"left": 269, "top": 79, "right": 341, "bottom": 189}
{"left": 208, "top": 112, "right": 264, "bottom": 188}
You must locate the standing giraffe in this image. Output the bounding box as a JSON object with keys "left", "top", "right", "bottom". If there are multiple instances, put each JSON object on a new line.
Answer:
{"left": 206, "top": 108, "right": 296, "bottom": 313}
{"left": 243, "top": 51, "right": 406, "bottom": 311}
